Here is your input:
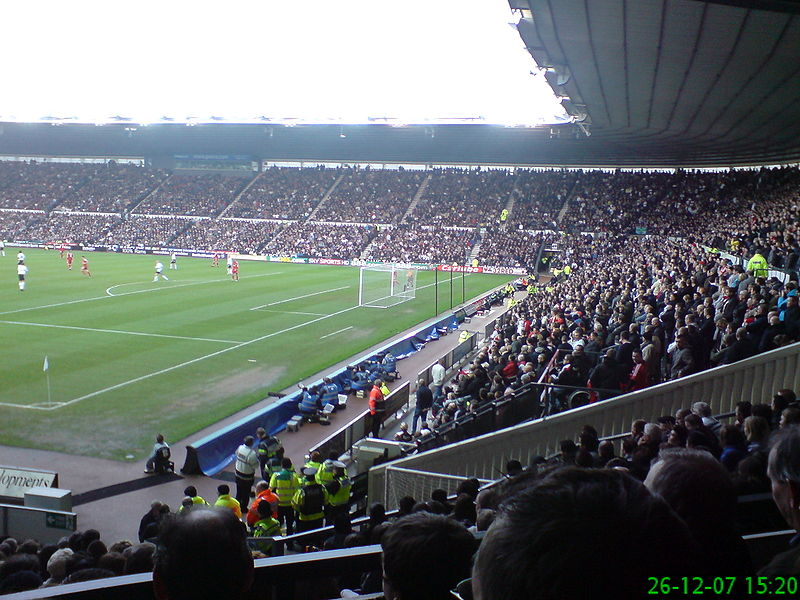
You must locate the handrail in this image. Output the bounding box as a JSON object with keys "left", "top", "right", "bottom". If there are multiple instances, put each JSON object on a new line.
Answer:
{"left": 8, "top": 545, "right": 382, "bottom": 600}
{"left": 368, "top": 341, "right": 800, "bottom": 505}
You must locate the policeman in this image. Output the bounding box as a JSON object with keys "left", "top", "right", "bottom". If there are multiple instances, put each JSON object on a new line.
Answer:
{"left": 304, "top": 451, "right": 323, "bottom": 476}
{"left": 234, "top": 436, "right": 259, "bottom": 512}
{"left": 292, "top": 467, "right": 329, "bottom": 533}
{"left": 316, "top": 451, "right": 340, "bottom": 485}
{"left": 250, "top": 499, "right": 281, "bottom": 554}
{"left": 500, "top": 208, "right": 509, "bottom": 223}
{"left": 270, "top": 458, "right": 300, "bottom": 535}
{"left": 324, "top": 461, "right": 352, "bottom": 526}
{"left": 255, "top": 427, "right": 283, "bottom": 480}
{"left": 747, "top": 248, "right": 769, "bottom": 278}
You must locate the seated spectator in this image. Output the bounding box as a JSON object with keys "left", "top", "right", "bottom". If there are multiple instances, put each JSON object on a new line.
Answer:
{"left": 381, "top": 512, "right": 476, "bottom": 600}
{"left": 760, "top": 426, "right": 800, "bottom": 575}
{"left": 645, "top": 448, "right": 753, "bottom": 575}
{"left": 153, "top": 507, "right": 254, "bottom": 600}
{"left": 473, "top": 467, "right": 700, "bottom": 599}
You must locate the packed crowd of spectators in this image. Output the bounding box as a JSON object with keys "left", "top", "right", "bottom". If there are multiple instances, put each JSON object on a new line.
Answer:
{"left": 171, "top": 219, "right": 284, "bottom": 254}
{"left": 263, "top": 222, "right": 375, "bottom": 259}
{"left": 108, "top": 216, "right": 191, "bottom": 248}
{"left": 231, "top": 166, "right": 340, "bottom": 220}
{"left": 134, "top": 173, "right": 251, "bottom": 217}
{"left": 0, "top": 162, "right": 94, "bottom": 211}
{"left": 0, "top": 210, "right": 44, "bottom": 241}
{"left": 407, "top": 167, "right": 516, "bottom": 227}
{"left": 20, "top": 213, "right": 121, "bottom": 245}
{"left": 508, "top": 169, "right": 578, "bottom": 229}
{"left": 477, "top": 228, "right": 549, "bottom": 268}
{"left": 59, "top": 164, "right": 169, "bottom": 213}
{"left": 318, "top": 167, "right": 425, "bottom": 224}
{"left": 365, "top": 225, "right": 476, "bottom": 264}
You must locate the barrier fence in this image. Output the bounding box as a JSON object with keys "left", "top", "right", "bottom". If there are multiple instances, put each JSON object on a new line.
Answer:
{"left": 309, "top": 382, "right": 411, "bottom": 458}
{"left": 181, "top": 284, "right": 506, "bottom": 475}
{"left": 13, "top": 545, "right": 382, "bottom": 600}
{"left": 382, "top": 466, "right": 493, "bottom": 511}
{"left": 369, "top": 341, "right": 800, "bottom": 505}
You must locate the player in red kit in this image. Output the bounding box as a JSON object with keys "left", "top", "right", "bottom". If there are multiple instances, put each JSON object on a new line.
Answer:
{"left": 66, "top": 252, "right": 74, "bottom": 270}
{"left": 231, "top": 260, "right": 239, "bottom": 281}
{"left": 80, "top": 256, "right": 92, "bottom": 277}
{"left": 212, "top": 253, "right": 220, "bottom": 267}
{"left": 59, "top": 243, "right": 66, "bottom": 258}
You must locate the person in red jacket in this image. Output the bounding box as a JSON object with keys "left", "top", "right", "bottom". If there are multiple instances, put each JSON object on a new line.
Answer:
{"left": 246, "top": 480, "right": 279, "bottom": 527}
{"left": 369, "top": 379, "right": 385, "bottom": 438}
{"left": 628, "top": 350, "right": 650, "bottom": 392}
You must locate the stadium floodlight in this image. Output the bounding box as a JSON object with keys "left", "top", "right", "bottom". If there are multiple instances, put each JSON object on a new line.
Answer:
{"left": 358, "top": 264, "right": 417, "bottom": 309}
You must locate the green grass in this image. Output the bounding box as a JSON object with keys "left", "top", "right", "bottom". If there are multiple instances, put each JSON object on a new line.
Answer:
{"left": 0, "top": 249, "right": 508, "bottom": 460}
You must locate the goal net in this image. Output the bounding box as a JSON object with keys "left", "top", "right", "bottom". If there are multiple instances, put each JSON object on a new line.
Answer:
{"left": 358, "top": 264, "right": 417, "bottom": 309}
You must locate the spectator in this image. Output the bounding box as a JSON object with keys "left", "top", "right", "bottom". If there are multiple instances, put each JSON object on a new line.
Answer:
{"left": 381, "top": 512, "right": 476, "bottom": 600}
{"left": 153, "top": 507, "right": 254, "bottom": 600}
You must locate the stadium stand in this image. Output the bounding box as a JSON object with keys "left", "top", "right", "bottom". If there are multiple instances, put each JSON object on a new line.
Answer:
{"left": 406, "top": 167, "right": 517, "bottom": 227}
{"left": 229, "top": 166, "right": 341, "bottom": 220}
{"left": 170, "top": 218, "right": 284, "bottom": 255}
{"left": 133, "top": 173, "right": 251, "bottom": 217}
{"left": 364, "top": 225, "right": 476, "bottom": 265}
{"left": 315, "top": 167, "right": 425, "bottom": 225}
{"left": 262, "top": 221, "right": 375, "bottom": 259}
{"left": 58, "top": 164, "right": 169, "bottom": 213}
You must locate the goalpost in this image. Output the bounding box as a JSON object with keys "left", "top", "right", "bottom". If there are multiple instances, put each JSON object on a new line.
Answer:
{"left": 358, "top": 264, "right": 417, "bottom": 309}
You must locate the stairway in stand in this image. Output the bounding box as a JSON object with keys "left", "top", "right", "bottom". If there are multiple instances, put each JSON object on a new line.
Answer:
{"left": 400, "top": 172, "right": 432, "bottom": 224}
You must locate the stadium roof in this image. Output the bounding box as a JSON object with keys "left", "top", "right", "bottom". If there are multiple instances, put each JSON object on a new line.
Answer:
{"left": 512, "top": 0, "right": 800, "bottom": 166}
{"left": 0, "top": 0, "right": 797, "bottom": 168}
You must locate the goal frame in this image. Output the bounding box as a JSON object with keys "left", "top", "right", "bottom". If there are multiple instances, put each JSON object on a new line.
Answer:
{"left": 358, "top": 264, "right": 417, "bottom": 309}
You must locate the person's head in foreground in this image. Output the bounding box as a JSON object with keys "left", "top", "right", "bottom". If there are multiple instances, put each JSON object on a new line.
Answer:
{"left": 472, "top": 467, "right": 699, "bottom": 600}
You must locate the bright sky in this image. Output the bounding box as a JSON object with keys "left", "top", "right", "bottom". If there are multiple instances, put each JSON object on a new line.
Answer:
{"left": 0, "top": 1, "right": 568, "bottom": 126}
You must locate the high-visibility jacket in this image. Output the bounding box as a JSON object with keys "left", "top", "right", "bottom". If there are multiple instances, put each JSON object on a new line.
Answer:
{"left": 380, "top": 383, "right": 390, "bottom": 398}
{"left": 747, "top": 253, "right": 769, "bottom": 278}
{"left": 292, "top": 483, "right": 328, "bottom": 521}
{"left": 252, "top": 516, "right": 281, "bottom": 538}
{"left": 251, "top": 517, "right": 281, "bottom": 553}
{"left": 329, "top": 476, "right": 352, "bottom": 507}
{"left": 303, "top": 459, "right": 322, "bottom": 474}
{"left": 214, "top": 494, "right": 242, "bottom": 519}
{"left": 235, "top": 444, "right": 258, "bottom": 478}
{"left": 270, "top": 469, "right": 300, "bottom": 506}
{"left": 316, "top": 460, "right": 337, "bottom": 485}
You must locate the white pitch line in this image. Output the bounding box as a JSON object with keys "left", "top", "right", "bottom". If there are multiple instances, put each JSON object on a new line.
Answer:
{"left": 265, "top": 285, "right": 350, "bottom": 307}
{"left": 320, "top": 326, "right": 353, "bottom": 339}
{"left": 4, "top": 274, "right": 471, "bottom": 410}
{"left": 49, "top": 301, "right": 368, "bottom": 410}
{"left": 0, "top": 271, "right": 285, "bottom": 316}
{"left": 106, "top": 271, "right": 285, "bottom": 297}
{"left": 255, "top": 309, "right": 329, "bottom": 317}
{"left": 0, "top": 320, "right": 242, "bottom": 344}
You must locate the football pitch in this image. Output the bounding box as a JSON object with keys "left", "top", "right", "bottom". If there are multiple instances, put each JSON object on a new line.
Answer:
{"left": 0, "top": 249, "right": 509, "bottom": 460}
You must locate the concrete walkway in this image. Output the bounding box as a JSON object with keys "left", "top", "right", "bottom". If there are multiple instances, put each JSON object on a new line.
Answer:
{"left": 1, "top": 289, "right": 512, "bottom": 545}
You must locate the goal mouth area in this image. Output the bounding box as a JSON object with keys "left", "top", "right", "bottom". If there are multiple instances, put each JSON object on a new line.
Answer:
{"left": 358, "top": 264, "right": 417, "bottom": 309}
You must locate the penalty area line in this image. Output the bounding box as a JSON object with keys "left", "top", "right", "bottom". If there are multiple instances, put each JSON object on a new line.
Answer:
{"left": 41, "top": 300, "right": 368, "bottom": 411}
{"left": 320, "top": 326, "right": 353, "bottom": 339}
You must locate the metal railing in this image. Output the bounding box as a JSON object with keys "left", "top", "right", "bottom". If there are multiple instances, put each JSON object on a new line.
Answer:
{"left": 368, "top": 341, "right": 800, "bottom": 505}
{"left": 309, "top": 382, "right": 410, "bottom": 458}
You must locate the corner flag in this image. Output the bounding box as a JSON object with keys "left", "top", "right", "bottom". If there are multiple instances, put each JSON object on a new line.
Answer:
{"left": 43, "top": 356, "right": 49, "bottom": 372}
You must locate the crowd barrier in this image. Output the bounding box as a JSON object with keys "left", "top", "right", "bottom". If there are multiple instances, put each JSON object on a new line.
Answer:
{"left": 182, "top": 288, "right": 506, "bottom": 475}
{"left": 12, "top": 545, "right": 382, "bottom": 600}
{"left": 368, "top": 341, "right": 800, "bottom": 505}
